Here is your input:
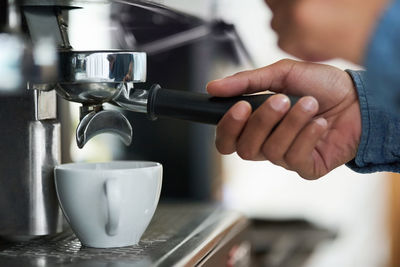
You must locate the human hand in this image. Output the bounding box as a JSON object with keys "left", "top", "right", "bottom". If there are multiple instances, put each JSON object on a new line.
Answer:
{"left": 264, "top": 0, "right": 389, "bottom": 64}
{"left": 207, "top": 59, "right": 361, "bottom": 179}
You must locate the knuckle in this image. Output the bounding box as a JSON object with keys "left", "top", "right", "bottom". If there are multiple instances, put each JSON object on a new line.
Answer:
{"left": 276, "top": 58, "right": 294, "bottom": 66}
{"left": 262, "top": 145, "right": 280, "bottom": 164}
{"left": 274, "top": 58, "right": 298, "bottom": 72}
{"left": 285, "top": 152, "right": 302, "bottom": 168}
{"left": 236, "top": 145, "right": 254, "bottom": 160}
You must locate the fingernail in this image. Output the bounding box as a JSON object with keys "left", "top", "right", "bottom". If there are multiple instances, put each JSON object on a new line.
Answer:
{"left": 315, "top": 117, "right": 327, "bottom": 127}
{"left": 269, "top": 95, "right": 289, "bottom": 111}
{"left": 301, "top": 97, "right": 318, "bottom": 112}
{"left": 232, "top": 101, "right": 250, "bottom": 120}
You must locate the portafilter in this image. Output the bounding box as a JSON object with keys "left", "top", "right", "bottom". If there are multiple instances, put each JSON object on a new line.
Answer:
{"left": 31, "top": 50, "right": 299, "bottom": 148}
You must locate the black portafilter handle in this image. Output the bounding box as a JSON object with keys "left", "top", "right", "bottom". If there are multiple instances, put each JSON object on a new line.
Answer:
{"left": 147, "top": 84, "right": 300, "bottom": 125}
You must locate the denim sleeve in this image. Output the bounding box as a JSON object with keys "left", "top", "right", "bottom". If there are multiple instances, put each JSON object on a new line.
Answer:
{"left": 346, "top": 0, "right": 400, "bottom": 173}
{"left": 365, "top": 0, "right": 400, "bottom": 88}
{"left": 345, "top": 70, "right": 400, "bottom": 173}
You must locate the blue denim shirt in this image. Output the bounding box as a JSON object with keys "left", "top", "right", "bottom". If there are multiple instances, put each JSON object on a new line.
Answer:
{"left": 346, "top": 0, "right": 400, "bottom": 173}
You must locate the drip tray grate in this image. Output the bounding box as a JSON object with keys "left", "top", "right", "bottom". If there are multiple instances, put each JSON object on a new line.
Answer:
{"left": 0, "top": 204, "right": 222, "bottom": 266}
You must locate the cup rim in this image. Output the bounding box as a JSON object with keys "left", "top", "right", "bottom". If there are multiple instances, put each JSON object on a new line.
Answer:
{"left": 55, "top": 160, "right": 161, "bottom": 172}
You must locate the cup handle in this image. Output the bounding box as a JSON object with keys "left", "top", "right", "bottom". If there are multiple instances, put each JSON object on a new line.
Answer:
{"left": 104, "top": 178, "right": 120, "bottom": 236}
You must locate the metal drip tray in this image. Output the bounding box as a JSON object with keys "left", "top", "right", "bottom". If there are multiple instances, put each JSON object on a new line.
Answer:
{"left": 0, "top": 204, "right": 248, "bottom": 267}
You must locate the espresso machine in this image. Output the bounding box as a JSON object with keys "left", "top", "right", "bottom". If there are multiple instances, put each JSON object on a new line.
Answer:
{"left": 1, "top": 0, "right": 290, "bottom": 240}
{"left": 0, "top": 0, "right": 151, "bottom": 239}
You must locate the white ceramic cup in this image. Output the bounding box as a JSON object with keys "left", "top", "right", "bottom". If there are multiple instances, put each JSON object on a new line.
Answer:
{"left": 54, "top": 161, "right": 162, "bottom": 248}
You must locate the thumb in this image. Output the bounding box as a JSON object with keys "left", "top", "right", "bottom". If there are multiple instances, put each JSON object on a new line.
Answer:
{"left": 206, "top": 59, "right": 297, "bottom": 97}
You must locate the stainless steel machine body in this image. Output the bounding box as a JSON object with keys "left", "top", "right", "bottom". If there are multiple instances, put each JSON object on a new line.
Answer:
{"left": 0, "top": 0, "right": 87, "bottom": 238}
{"left": 0, "top": 1, "right": 62, "bottom": 238}
{"left": 0, "top": 91, "right": 62, "bottom": 237}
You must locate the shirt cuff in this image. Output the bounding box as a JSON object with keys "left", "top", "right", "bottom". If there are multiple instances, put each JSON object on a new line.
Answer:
{"left": 346, "top": 70, "right": 400, "bottom": 173}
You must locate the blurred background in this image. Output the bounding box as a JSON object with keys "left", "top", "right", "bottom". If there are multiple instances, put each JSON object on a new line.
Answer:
{"left": 64, "top": 0, "right": 394, "bottom": 266}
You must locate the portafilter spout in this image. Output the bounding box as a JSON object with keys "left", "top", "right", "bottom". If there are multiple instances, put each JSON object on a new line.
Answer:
{"left": 32, "top": 50, "right": 299, "bottom": 148}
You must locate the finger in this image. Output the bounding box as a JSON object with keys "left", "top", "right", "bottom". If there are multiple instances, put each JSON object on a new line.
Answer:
{"left": 262, "top": 96, "right": 319, "bottom": 167}
{"left": 236, "top": 94, "right": 290, "bottom": 160}
{"left": 206, "top": 59, "right": 297, "bottom": 97}
{"left": 284, "top": 117, "right": 328, "bottom": 179}
{"left": 215, "top": 101, "right": 252, "bottom": 155}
